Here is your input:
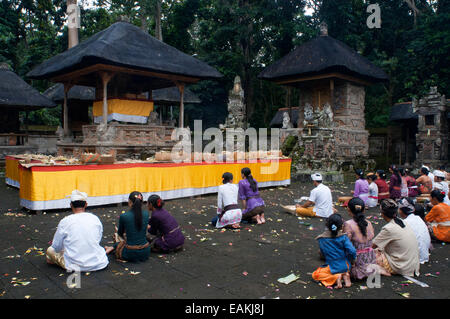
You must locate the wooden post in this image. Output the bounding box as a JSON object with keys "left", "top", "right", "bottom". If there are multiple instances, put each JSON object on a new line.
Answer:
{"left": 176, "top": 82, "right": 185, "bottom": 128}
{"left": 330, "top": 79, "right": 334, "bottom": 106}
{"left": 63, "top": 82, "right": 73, "bottom": 137}
{"left": 99, "top": 72, "right": 114, "bottom": 126}
{"left": 67, "top": 0, "right": 79, "bottom": 49}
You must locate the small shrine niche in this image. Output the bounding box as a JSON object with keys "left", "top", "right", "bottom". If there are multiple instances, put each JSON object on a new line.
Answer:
{"left": 414, "top": 86, "right": 449, "bottom": 166}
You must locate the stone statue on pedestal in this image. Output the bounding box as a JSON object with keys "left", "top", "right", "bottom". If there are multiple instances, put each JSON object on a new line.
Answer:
{"left": 221, "top": 76, "right": 246, "bottom": 130}
{"left": 282, "top": 112, "right": 293, "bottom": 129}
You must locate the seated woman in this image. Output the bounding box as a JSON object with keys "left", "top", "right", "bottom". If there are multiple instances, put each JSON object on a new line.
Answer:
{"left": 147, "top": 195, "right": 185, "bottom": 253}
{"left": 388, "top": 165, "right": 402, "bottom": 200}
{"left": 416, "top": 167, "right": 433, "bottom": 202}
{"left": 425, "top": 190, "right": 450, "bottom": 243}
{"left": 343, "top": 198, "right": 377, "bottom": 280}
{"left": 312, "top": 213, "right": 356, "bottom": 288}
{"left": 212, "top": 172, "right": 242, "bottom": 229}
{"left": 398, "top": 198, "right": 431, "bottom": 264}
{"left": 374, "top": 170, "right": 390, "bottom": 203}
{"left": 105, "top": 191, "right": 150, "bottom": 262}
{"left": 238, "top": 167, "right": 266, "bottom": 224}
{"left": 367, "top": 173, "right": 379, "bottom": 208}
{"left": 404, "top": 168, "right": 419, "bottom": 198}
{"left": 372, "top": 199, "right": 420, "bottom": 277}
{"left": 338, "top": 169, "right": 369, "bottom": 206}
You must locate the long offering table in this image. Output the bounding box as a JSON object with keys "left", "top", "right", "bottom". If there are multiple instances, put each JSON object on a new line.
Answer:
{"left": 15, "top": 159, "right": 291, "bottom": 211}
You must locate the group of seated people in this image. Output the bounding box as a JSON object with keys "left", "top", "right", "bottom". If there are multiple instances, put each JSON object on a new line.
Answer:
{"left": 45, "top": 166, "right": 266, "bottom": 272}
{"left": 46, "top": 190, "right": 185, "bottom": 272}
{"left": 338, "top": 164, "right": 450, "bottom": 208}
{"left": 280, "top": 169, "right": 449, "bottom": 289}
{"left": 45, "top": 165, "right": 449, "bottom": 292}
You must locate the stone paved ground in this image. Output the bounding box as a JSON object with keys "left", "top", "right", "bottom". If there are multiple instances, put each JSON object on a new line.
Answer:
{"left": 0, "top": 176, "right": 448, "bottom": 300}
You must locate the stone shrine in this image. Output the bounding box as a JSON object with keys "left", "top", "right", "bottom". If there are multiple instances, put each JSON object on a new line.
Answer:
{"left": 413, "top": 87, "right": 449, "bottom": 167}
{"left": 261, "top": 22, "right": 388, "bottom": 173}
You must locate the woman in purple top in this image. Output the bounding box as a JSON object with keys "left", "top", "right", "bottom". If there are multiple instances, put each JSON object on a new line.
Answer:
{"left": 147, "top": 195, "right": 184, "bottom": 253}
{"left": 238, "top": 167, "right": 266, "bottom": 224}
{"left": 353, "top": 169, "right": 369, "bottom": 205}
{"left": 388, "top": 165, "right": 402, "bottom": 200}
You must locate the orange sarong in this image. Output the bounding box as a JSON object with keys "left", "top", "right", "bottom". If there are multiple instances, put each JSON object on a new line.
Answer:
{"left": 312, "top": 265, "right": 341, "bottom": 287}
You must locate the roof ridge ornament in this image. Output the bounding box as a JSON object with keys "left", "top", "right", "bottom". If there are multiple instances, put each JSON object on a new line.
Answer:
{"left": 320, "top": 21, "right": 328, "bottom": 36}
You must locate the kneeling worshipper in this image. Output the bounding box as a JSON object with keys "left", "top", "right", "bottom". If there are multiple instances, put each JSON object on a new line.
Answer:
{"left": 338, "top": 169, "right": 369, "bottom": 207}
{"left": 147, "top": 194, "right": 185, "bottom": 253}
{"left": 398, "top": 198, "right": 431, "bottom": 264}
{"left": 432, "top": 170, "right": 450, "bottom": 205}
{"left": 46, "top": 190, "right": 109, "bottom": 272}
{"left": 104, "top": 191, "right": 151, "bottom": 262}
{"left": 238, "top": 167, "right": 266, "bottom": 224}
{"left": 425, "top": 190, "right": 450, "bottom": 243}
{"left": 212, "top": 172, "right": 242, "bottom": 229}
{"left": 343, "top": 198, "right": 378, "bottom": 280}
{"left": 372, "top": 199, "right": 420, "bottom": 277}
{"left": 367, "top": 173, "right": 379, "bottom": 208}
{"left": 282, "top": 173, "right": 334, "bottom": 218}
{"left": 416, "top": 166, "right": 434, "bottom": 203}
{"left": 374, "top": 170, "right": 390, "bottom": 203}
{"left": 388, "top": 165, "right": 402, "bottom": 200}
{"left": 312, "top": 213, "right": 356, "bottom": 289}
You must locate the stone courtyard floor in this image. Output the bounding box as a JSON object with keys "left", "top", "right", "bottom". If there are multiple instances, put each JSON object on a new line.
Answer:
{"left": 0, "top": 176, "right": 448, "bottom": 300}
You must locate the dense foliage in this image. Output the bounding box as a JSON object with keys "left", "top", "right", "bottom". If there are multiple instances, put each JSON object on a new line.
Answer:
{"left": 1, "top": 0, "right": 448, "bottom": 128}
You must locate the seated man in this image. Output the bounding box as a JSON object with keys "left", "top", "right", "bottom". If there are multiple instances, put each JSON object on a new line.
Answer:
{"left": 282, "top": 173, "right": 334, "bottom": 218}
{"left": 46, "top": 190, "right": 109, "bottom": 272}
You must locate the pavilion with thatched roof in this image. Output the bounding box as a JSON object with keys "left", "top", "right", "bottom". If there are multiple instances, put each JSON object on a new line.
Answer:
{"left": 27, "top": 21, "right": 221, "bottom": 157}
{"left": 0, "top": 63, "right": 55, "bottom": 143}
{"left": 259, "top": 22, "right": 388, "bottom": 170}
{"left": 28, "top": 21, "right": 221, "bottom": 136}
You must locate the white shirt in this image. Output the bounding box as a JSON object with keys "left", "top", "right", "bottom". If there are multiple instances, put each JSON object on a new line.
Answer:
{"left": 309, "top": 183, "right": 333, "bottom": 218}
{"left": 51, "top": 212, "right": 109, "bottom": 272}
{"left": 217, "top": 183, "right": 239, "bottom": 211}
{"left": 404, "top": 214, "right": 431, "bottom": 264}
{"left": 368, "top": 182, "right": 379, "bottom": 208}
{"left": 429, "top": 172, "right": 435, "bottom": 190}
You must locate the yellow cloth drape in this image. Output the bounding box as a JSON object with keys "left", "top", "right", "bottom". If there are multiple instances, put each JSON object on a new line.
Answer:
{"left": 19, "top": 160, "right": 291, "bottom": 208}
{"left": 92, "top": 99, "right": 154, "bottom": 117}
{"left": 5, "top": 156, "right": 21, "bottom": 187}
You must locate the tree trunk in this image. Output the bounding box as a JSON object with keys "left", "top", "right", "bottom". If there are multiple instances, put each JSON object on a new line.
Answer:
{"left": 155, "top": 0, "right": 163, "bottom": 41}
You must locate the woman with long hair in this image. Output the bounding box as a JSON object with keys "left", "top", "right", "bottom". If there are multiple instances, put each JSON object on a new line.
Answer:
{"left": 212, "top": 172, "right": 242, "bottom": 229}
{"left": 388, "top": 165, "right": 402, "bottom": 200}
{"left": 238, "top": 167, "right": 266, "bottom": 224}
{"left": 105, "top": 191, "right": 150, "bottom": 262}
{"left": 353, "top": 169, "right": 370, "bottom": 205}
{"left": 343, "top": 198, "right": 377, "bottom": 280}
{"left": 372, "top": 199, "right": 420, "bottom": 276}
{"left": 147, "top": 194, "right": 185, "bottom": 253}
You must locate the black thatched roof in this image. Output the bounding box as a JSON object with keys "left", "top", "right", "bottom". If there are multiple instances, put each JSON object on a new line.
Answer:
{"left": 390, "top": 100, "right": 450, "bottom": 121}
{"left": 0, "top": 64, "right": 56, "bottom": 109}
{"left": 152, "top": 87, "right": 201, "bottom": 104}
{"left": 27, "top": 22, "right": 222, "bottom": 84}
{"left": 43, "top": 83, "right": 95, "bottom": 103}
{"left": 270, "top": 107, "right": 299, "bottom": 127}
{"left": 258, "top": 35, "right": 388, "bottom": 84}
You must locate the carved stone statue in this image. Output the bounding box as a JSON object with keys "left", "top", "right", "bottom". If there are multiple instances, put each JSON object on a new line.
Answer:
{"left": 148, "top": 111, "right": 159, "bottom": 126}
{"left": 96, "top": 123, "right": 116, "bottom": 143}
{"left": 282, "top": 112, "right": 293, "bottom": 129}
{"left": 222, "top": 76, "right": 246, "bottom": 130}
{"left": 303, "top": 103, "right": 317, "bottom": 127}
{"left": 320, "top": 103, "right": 334, "bottom": 128}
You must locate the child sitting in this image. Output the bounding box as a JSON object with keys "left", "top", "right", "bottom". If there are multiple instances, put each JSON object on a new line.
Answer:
{"left": 312, "top": 214, "right": 357, "bottom": 288}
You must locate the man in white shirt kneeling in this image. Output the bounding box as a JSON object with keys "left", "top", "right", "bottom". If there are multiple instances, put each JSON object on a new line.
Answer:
{"left": 282, "top": 173, "right": 334, "bottom": 218}
{"left": 46, "top": 190, "right": 109, "bottom": 272}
